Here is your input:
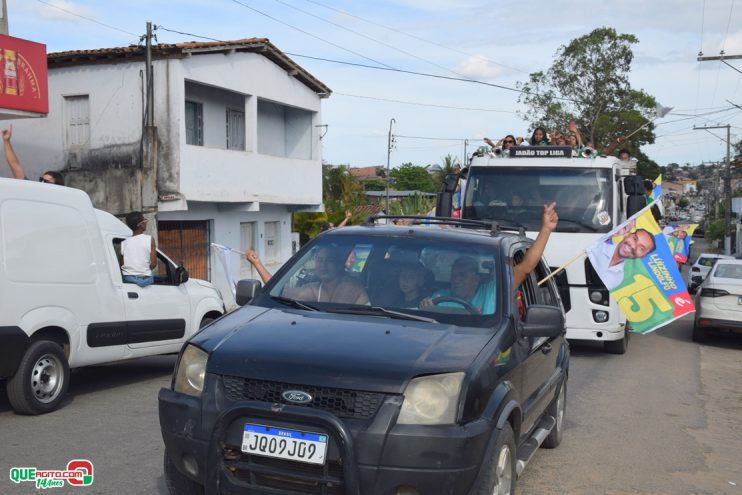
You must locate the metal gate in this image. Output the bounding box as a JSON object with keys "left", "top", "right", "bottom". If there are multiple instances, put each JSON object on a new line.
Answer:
{"left": 158, "top": 220, "right": 210, "bottom": 281}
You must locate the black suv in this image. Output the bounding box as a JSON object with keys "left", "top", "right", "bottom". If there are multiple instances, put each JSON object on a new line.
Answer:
{"left": 159, "top": 218, "right": 569, "bottom": 495}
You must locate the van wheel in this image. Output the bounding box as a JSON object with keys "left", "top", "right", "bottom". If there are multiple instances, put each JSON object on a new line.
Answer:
{"left": 478, "top": 423, "right": 516, "bottom": 495}
{"left": 542, "top": 382, "right": 566, "bottom": 449}
{"left": 7, "top": 341, "right": 70, "bottom": 415}
{"left": 199, "top": 317, "right": 215, "bottom": 329}
{"left": 604, "top": 329, "right": 629, "bottom": 354}
{"left": 164, "top": 451, "right": 204, "bottom": 495}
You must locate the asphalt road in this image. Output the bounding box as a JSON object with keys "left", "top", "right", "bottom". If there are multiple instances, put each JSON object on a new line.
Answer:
{"left": 1, "top": 255, "right": 741, "bottom": 494}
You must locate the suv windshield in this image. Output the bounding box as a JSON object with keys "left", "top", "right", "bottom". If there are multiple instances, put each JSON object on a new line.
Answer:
{"left": 464, "top": 166, "right": 613, "bottom": 233}
{"left": 260, "top": 233, "right": 502, "bottom": 328}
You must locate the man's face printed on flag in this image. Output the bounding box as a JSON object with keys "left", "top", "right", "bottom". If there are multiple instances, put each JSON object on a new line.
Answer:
{"left": 617, "top": 229, "right": 655, "bottom": 260}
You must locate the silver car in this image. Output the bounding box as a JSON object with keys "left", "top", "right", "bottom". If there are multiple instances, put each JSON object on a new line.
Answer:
{"left": 693, "top": 259, "right": 742, "bottom": 342}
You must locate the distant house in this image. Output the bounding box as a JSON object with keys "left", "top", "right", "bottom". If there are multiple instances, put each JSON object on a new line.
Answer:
{"left": 663, "top": 181, "right": 685, "bottom": 198}
{"left": 2, "top": 39, "right": 330, "bottom": 302}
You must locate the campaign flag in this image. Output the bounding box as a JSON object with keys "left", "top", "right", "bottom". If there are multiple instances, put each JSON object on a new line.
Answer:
{"left": 663, "top": 224, "right": 698, "bottom": 264}
{"left": 651, "top": 175, "right": 662, "bottom": 200}
{"left": 585, "top": 207, "right": 694, "bottom": 334}
{"left": 211, "top": 242, "right": 237, "bottom": 296}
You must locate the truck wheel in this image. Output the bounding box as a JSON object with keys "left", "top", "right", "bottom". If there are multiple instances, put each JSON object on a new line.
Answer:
{"left": 478, "top": 423, "right": 516, "bottom": 495}
{"left": 164, "top": 451, "right": 204, "bottom": 495}
{"left": 692, "top": 323, "right": 706, "bottom": 343}
{"left": 7, "top": 341, "right": 70, "bottom": 415}
{"left": 542, "top": 382, "right": 566, "bottom": 449}
{"left": 604, "top": 329, "right": 629, "bottom": 354}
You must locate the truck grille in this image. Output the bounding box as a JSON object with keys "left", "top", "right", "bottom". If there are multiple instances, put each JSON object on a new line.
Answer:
{"left": 222, "top": 376, "right": 384, "bottom": 420}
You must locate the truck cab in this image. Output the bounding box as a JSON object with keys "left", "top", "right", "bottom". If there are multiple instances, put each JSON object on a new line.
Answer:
{"left": 440, "top": 147, "right": 638, "bottom": 353}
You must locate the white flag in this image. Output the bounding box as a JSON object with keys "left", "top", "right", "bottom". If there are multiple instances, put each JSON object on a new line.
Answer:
{"left": 654, "top": 104, "right": 673, "bottom": 119}
{"left": 211, "top": 243, "right": 236, "bottom": 296}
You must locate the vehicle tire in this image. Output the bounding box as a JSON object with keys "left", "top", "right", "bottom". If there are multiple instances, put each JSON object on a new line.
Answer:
{"left": 164, "top": 451, "right": 204, "bottom": 495}
{"left": 478, "top": 423, "right": 516, "bottom": 495}
{"left": 692, "top": 323, "right": 706, "bottom": 343}
{"left": 6, "top": 340, "right": 70, "bottom": 415}
{"left": 604, "top": 329, "right": 629, "bottom": 355}
{"left": 542, "top": 381, "right": 566, "bottom": 449}
{"left": 199, "top": 317, "right": 215, "bottom": 329}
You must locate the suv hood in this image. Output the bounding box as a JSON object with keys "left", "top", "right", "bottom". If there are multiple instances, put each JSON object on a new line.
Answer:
{"left": 205, "top": 308, "right": 494, "bottom": 394}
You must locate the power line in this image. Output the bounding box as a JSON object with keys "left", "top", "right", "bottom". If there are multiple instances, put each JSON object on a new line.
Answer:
{"left": 300, "top": 0, "right": 529, "bottom": 75}
{"left": 285, "top": 52, "right": 570, "bottom": 100}
{"left": 334, "top": 92, "right": 517, "bottom": 113}
{"left": 268, "top": 0, "right": 466, "bottom": 79}
{"left": 229, "top": 0, "right": 396, "bottom": 69}
{"left": 395, "top": 134, "right": 470, "bottom": 141}
{"left": 35, "top": 0, "right": 138, "bottom": 37}
{"left": 155, "top": 25, "right": 223, "bottom": 42}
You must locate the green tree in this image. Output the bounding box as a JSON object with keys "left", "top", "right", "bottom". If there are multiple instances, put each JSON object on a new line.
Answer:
{"left": 518, "top": 27, "right": 658, "bottom": 154}
{"left": 432, "top": 154, "right": 460, "bottom": 189}
{"left": 390, "top": 163, "right": 437, "bottom": 193}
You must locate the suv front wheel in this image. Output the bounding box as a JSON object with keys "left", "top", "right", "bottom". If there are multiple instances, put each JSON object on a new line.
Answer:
{"left": 478, "top": 423, "right": 516, "bottom": 495}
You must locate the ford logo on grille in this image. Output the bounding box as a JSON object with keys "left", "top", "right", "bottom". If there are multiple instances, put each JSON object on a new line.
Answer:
{"left": 282, "top": 390, "right": 313, "bottom": 404}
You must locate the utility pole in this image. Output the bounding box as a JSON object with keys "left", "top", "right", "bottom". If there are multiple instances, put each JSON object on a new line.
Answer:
{"left": 385, "top": 118, "right": 395, "bottom": 214}
{"left": 0, "top": 0, "right": 8, "bottom": 35}
{"left": 694, "top": 125, "right": 732, "bottom": 254}
{"left": 463, "top": 139, "right": 468, "bottom": 167}
{"left": 145, "top": 21, "right": 154, "bottom": 127}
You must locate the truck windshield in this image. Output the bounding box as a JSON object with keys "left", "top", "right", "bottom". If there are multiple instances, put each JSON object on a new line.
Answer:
{"left": 463, "top": 167, "right": 613, "bottom": 233}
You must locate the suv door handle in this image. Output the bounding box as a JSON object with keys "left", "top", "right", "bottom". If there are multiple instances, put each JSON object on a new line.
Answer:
{"left": 127, "top": 292, "right": 139, "bottom": 299}
{"left": 541, "top": 343, "right": 552, "bottom": 354}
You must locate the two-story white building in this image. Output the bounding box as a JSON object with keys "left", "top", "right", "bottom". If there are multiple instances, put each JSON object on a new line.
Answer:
{"left": 1, "top": 39, "right": 330, "bottom": 304}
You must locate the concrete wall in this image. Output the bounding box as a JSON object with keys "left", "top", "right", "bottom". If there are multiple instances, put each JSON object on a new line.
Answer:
{"left": 158, "top": 202, "right": 293, "bottom": 308}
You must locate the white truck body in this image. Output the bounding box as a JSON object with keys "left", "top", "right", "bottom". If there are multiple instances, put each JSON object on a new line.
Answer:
{"left": 460, "top": 152, "right": 636, "bottom": 350}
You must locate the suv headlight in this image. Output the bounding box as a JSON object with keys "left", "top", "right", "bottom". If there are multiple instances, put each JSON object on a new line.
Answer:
{"left": 173, "top": 345, "right": 208, "bottom": 396}
{"left": 397, "top": 372, "right": 464, "bottom": 425}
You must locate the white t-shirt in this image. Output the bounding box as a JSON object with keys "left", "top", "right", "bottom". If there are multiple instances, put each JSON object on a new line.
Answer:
{"left": 586, "top": 241, "right": 624, "bottom": 290}
{"left": 121, "top": 234, "right": 153, "bottom": 276}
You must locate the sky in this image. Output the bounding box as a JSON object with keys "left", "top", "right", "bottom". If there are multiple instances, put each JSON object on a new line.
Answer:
{"left": 7, "top": 0, "right": 742, "bottom": 170}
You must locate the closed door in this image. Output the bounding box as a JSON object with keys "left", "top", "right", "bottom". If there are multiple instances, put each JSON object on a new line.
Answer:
{"left": 158, "top": 221, "right": 210, "bottom": 281}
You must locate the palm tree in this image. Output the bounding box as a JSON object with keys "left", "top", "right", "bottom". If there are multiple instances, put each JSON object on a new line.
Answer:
{"left": 433, "top": 154, "right": 460, "bottom": 188}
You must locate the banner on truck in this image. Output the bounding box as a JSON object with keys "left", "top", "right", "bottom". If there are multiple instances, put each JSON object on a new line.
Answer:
{"left": 585, "top": 206, "right": 694, "bottom": 334}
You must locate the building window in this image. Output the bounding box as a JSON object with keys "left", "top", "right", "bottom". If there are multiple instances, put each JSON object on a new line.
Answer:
{"left": 185, "top": 100, "right": 203, "bottom": 146}
{"left": 226, "top": 108, "right": 245, "bottom": 151}
{"left": 64, "top": 95, "right": 90, "bottom": 149}
{"left": 264, "top": 221, "right": 280, "bottom": 264}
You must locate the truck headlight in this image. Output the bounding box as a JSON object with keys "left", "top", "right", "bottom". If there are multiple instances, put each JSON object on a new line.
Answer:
{"left": 397, "top": 373, "right": 464, "bottom": 425}
{"left": 173, "top": 345, "right": 208, "bottom": 396}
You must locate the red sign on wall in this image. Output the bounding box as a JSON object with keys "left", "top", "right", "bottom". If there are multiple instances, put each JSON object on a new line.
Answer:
{"left": 0, "top": 34, "right": 48, "bottom": 115}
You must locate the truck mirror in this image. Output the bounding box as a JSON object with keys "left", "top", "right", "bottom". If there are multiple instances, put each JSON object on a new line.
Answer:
{"left": 174, "top": 266, "right": 189, "bottom": 285}
{"left": 236, "top": 279, "right": 262, "bottom": 306}
{"left": 521, "top": 305, "right": 565, "bottom": 338}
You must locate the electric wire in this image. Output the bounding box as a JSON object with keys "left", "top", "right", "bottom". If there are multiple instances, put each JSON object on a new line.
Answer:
{"left": 300, "top": 0, "right": 529, "bottom": 75}
{"left": 155, "top": 25, "right": 223, "bottom": 42}
{"left": 268, "top": 0, "right": 468, "bottom": 79}
{"left": 35, "top": 0, "right": 138, "bottom": 37}
{"left": 229, "top": 0, "right": 396, "bottom": 69}
{"left": 334, "top": 92, "right": 517, "bottom": 113}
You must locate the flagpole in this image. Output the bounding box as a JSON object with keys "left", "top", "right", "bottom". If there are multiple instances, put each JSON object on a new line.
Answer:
{"left": 538, "top": 251, "right": 585, "bottom": 286}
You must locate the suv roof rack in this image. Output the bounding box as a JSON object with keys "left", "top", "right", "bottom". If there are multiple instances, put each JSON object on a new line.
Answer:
{"left": 362, "top": 215, "right": 525, "bottom": 236}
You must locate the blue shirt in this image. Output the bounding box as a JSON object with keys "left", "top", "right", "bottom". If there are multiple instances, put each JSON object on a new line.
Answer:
{"left": 434, "top": 280, "right": 496, "bottom": 315}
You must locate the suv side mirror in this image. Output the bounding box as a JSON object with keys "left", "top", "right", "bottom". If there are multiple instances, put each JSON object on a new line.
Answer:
{"left": 236, "top": 279, "right": 262, "bottom": 306}
{"left": 174, "top": 266, "right": 189, "bottom": 285}
{"left": 521, "top": 305, "right": 565, "bottom": 338}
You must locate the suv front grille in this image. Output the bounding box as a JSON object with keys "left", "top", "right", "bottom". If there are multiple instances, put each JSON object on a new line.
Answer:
{"left": 222, "top": 376, "right": 384, "bottom": 420}
{"left": 222, "top": 447, "right": 345, "bottom": 494}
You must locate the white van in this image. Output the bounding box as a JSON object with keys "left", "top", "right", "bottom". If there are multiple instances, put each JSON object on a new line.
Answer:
{"left": 0, "top": 178, "right": 225, "bottom": 414}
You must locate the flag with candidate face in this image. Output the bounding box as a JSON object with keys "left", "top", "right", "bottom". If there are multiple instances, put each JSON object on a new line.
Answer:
{"left": 585, "top": 207, "right": 694, "bottom": 334}
{"left": 663, "top": 223, "right": 698, "bottom": 264}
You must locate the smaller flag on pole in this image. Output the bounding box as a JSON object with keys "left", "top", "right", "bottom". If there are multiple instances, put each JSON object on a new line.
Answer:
{"left": 651, "top": 175, "right": 662, "bottom": 200}
{"left": 663, "top": 224, "right": 698, "bottom": 264}
{"left": 211, "top": 243, "right": 238, "bottom": 296}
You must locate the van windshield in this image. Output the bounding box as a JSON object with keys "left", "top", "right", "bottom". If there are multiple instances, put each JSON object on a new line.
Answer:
{"left": 463, "top": 167, "right": 613, "bottom": 233}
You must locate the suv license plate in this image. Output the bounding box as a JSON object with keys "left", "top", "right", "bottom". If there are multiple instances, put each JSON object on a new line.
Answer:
{"left": 241, "top": 424, "right": 327, "bottom": 465}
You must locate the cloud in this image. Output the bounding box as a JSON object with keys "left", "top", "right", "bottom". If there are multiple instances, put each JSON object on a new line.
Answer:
{"left": 720, "top": 31, "right": 742, "bottom": 55}
{"left": 454, "top": 55, "right": 504, "bottom": 79}
{"left": 33, "top": 0, "right": 96, "bottom": 23}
